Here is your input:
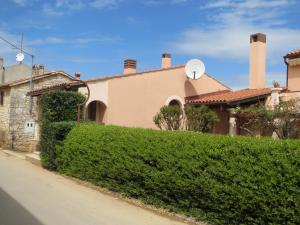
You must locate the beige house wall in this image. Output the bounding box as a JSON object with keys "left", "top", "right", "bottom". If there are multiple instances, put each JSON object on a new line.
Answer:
{"left": 80, "top": 80, "right": 108, "bottom": 105}
{"left": 287, "top": 65, "right": 300, "bottom": 92}
{"left": 249, "top": 41, "right": 266, "bottom": 89}
{"left": 105, "top": 67, "right": 229, "bottom": 129}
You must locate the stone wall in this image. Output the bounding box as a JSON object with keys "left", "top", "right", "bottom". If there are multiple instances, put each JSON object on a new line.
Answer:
{"left": 3, "top": 74, "right": 72, "bottom": 152}
{"left": 0, "top": 89, "right": 11, "bottom": 147}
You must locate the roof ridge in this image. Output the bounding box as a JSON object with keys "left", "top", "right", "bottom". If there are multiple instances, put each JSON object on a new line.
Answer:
{"left": 0, "top": 71, "right": 75, "bottom": 88}
{"left": 85, "top": 65, "right": 185, "bottom": 82}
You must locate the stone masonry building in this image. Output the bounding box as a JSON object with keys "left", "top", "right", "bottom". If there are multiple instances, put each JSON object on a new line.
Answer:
{"left": 0, "top": 59, "right": 76, "bottom": 152}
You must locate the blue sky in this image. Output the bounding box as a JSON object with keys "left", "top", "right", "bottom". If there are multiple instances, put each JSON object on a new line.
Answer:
{"left": 0, "top": 0, "right": 299, "bottom": 89}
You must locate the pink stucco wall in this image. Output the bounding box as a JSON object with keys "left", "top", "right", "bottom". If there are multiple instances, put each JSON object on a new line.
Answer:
{"left": 105, "top": 66, "right": 229, "bottom": 129}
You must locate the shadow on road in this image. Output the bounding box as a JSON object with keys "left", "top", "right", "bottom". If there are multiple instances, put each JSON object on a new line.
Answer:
{"left": 0, "top": 188, "right": 44, "bottom": 225}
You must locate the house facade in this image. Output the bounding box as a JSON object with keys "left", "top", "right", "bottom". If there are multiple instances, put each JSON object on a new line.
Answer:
{"left": 186, "top": 34, "right": 300, "bottom": 136}
{"left": 0, "top": 60, "right": 76, "bottom": 151}
{"left": 80, "top": 54, "right": 230, "bottom": 129}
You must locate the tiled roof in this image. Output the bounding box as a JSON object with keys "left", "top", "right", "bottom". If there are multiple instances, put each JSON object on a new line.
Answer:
{"left": 285, "top": 48, "right": 300, "bottom": 59}
{"left": 186, "top": 88, "right": 271, "bottom": 105}
{"left": 0, "top": 71, "right": 75, "bottom": 88}
{"left": 27, "top": 81, "right": 84, "bottom": 96}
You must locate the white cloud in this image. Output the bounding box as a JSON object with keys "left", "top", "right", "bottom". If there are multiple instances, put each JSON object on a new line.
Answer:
{"left": 143, "top": 0, "right": 188, "bottom": 6}
{"left": 42, "top": 4, "right": 65, "bottom": 16}
{"left": 12, "top": 0, "right": 36, "bottom": 6}
{"left": 203, "top": 0, "right": 290, "bottom": 9}
{"left": 90, "top": 0, "right": 120, "bottom": 8}
{"left": 27, "top": 35, "right": 120, "bottom": 46}
{"left": 222, "top": 72, "right": 286, "bottom": 90}
{"left": 42, "top": 0, "right": 122, "bottom": 16}
{"left": 55, "top": 0, "right": 84, "bottom": 10}
{"left": 171, "top": 0, "right": 188, "bottom": 4}
{"left": 173, "top": 0, "right": 299, "bottom": 64}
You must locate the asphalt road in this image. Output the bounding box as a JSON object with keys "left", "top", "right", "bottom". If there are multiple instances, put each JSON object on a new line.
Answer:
{"left": 0, "top": 151, "right": 190, "bottom": 225}
{"left": 0, "top": 188, "right": 43, "bottom": 225}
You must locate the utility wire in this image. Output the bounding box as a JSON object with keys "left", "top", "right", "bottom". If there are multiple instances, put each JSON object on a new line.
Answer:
{"left": 0, "top": 35, "right": 34, "bottom": 57}
{"left": 0, "top": 34, "right": 35, "bottom": 113}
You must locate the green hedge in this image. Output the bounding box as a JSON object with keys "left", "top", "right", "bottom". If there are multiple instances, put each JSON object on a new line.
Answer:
{"left": 57, "top": 124, "right": 300, "bottom": 225}
{"left": 41, "top": 90, "right": 85, "bottom": 123}
{"left": 40, "top": 90, "right": 85, "bottom": 169}
{"left": 40, "top": 121, "right": 77, "bottom": 170}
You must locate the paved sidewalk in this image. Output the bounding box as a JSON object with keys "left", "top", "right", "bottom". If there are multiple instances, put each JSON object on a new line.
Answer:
{"left": 0, "top": 151, "right": 190, "bottom": 225}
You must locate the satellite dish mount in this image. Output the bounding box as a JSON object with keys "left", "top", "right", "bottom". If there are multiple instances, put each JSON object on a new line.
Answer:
{"left": 185, "top": 59, "right": 205, "bottom": 80}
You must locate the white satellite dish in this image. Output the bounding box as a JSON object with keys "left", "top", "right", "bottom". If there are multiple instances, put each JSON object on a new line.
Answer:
{"left": 16, "top": 52, "right": 25, "bottom": 63}
{"left": 185, "top": 59, "right": 205, "bottom": 80}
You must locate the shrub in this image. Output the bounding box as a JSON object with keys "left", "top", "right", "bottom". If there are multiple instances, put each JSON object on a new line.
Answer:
{"left": 40, "top": 121, "right": 77, "bottom": 170}
{"left": 41, "top": 90, "right": 86, "bottom": 124}
{"left": 237, "top": 99, "right": 300, "bottom": 138}
{"left": 153, "top": 105, "right": 183, "bottom": 130}
{"left": 40, "top": 90, "right": 85, "bottom": 169}
{"left": 57, "top": 124, "right": 300, "bottom": 225}
{"left": 184, "top": 105, "right": 219, "bottom": 132}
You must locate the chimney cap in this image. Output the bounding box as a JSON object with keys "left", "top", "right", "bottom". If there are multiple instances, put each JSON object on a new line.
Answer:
{"left": 124, "top": 59, "right": 137, "bottom": 68}
{"left": 75, "top": 72, "right": 81, "bottom": 78}
{"left": 162, "top": 53, "right": 171, "bottom": 58}
{"left": 39, "top": 64, "right": 45, "bottom": 69}
{"left": 250, "top": 33, "right": 266, "bottom": 43}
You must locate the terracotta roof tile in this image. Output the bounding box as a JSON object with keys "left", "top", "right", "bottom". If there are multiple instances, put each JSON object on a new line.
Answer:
{"left": 285, "top": 48, "right": 300, "bottom": 59}
{"left": 186, "top": 88, "right": 271, "bottom": 105}
{"left": 27, "top": 81, "right": 84, "bottom": 96}
{"left": 0, "top": 71, "right": 75, "bottom": 88}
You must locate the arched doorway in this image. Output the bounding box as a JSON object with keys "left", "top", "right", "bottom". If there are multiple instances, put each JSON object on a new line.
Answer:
{"left": 86, "top": 101, "right": 107, "bottom": 124}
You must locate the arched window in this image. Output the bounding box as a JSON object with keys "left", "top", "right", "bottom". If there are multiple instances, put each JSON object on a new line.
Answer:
{"left": 168, "top": 99, "right": 181, "bottom": 107}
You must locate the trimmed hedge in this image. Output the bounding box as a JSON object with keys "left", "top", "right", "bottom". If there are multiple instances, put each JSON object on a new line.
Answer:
{"left": 41, "top": 90, "right": 85, "bottom": 123}
{"left": 40, "top": 121, "right": 77, "bottom": 170}
{"left": 57, "top": 124, "right": 300, "bottom": 225}
{"left": 40, "top": 90, "right": 85, "bottom": 169}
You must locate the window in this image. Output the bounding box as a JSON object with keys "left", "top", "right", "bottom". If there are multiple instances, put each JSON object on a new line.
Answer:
{"left": 0, "top": 91, "right": 4, "bottom": 106}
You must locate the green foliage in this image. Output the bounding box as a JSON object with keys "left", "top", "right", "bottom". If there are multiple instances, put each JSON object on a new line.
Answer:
{"left": 153, "top": 105, "right": 218, "bottom": 132}
{"left": 57, "top": 124, "right": 300, "bottom": 225}
{"left": 41, "top": 90, "right": 86, "bottom": 124}
{"left": 184, "top": 105, "right": 219, "bottom": 132}
{"left": 153, "top": 105, "right": 183, "bottom": 130}
{"left": 40, "top": 90, "right": 85, "bottom": 169}
{"left": 238, "top": 99, "right": 300, "bottom": 139}
{"left": 40, "top": 121, "right": 77, "bottom": 170}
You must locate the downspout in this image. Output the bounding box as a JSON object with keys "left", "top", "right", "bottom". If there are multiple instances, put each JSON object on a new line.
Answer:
{"left": 75, "top": 79, "right": 90, "bottom": 122}
{"left": 284, "top": 56, "right": 289, "bottom": 90}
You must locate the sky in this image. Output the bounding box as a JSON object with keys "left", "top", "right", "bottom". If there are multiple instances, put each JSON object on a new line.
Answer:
{"left": 0, "top": 0, "right": 299, "bottom": 89}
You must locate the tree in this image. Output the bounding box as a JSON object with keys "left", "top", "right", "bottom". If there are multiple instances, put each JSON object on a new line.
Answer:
{"left": 237, "top": 98, "right": 300, "bottom": 139}
{"left": 184, "top": 105, "right": 219, "bottom": 132}
{"left": 153, "top": 105, "right": 183, "bottom": 130}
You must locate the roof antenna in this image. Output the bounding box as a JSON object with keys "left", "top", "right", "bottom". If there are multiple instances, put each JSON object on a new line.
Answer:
{"left": 16, "top": 33, "right": 25, "bottom": 64}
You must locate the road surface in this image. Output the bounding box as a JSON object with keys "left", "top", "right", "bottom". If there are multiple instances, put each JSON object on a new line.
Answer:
{"left": 0, "top": 151, "right": 189, "bottom": 225}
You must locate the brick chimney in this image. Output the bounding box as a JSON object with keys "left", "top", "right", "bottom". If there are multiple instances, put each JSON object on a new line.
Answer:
{"left": 123, "top": 59, "right": 137, "bottom": 74}
{"left": 75, "top": 72, "right": 81, "bottom": 79}
{"left": 38, "top": 64, "right": 45, "bottom": 75}
{"left": 249, "top": 33, "right": 266, "bottom": 89}
{"left": 161, "top": 53, "right": 171, "bottom": 69}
